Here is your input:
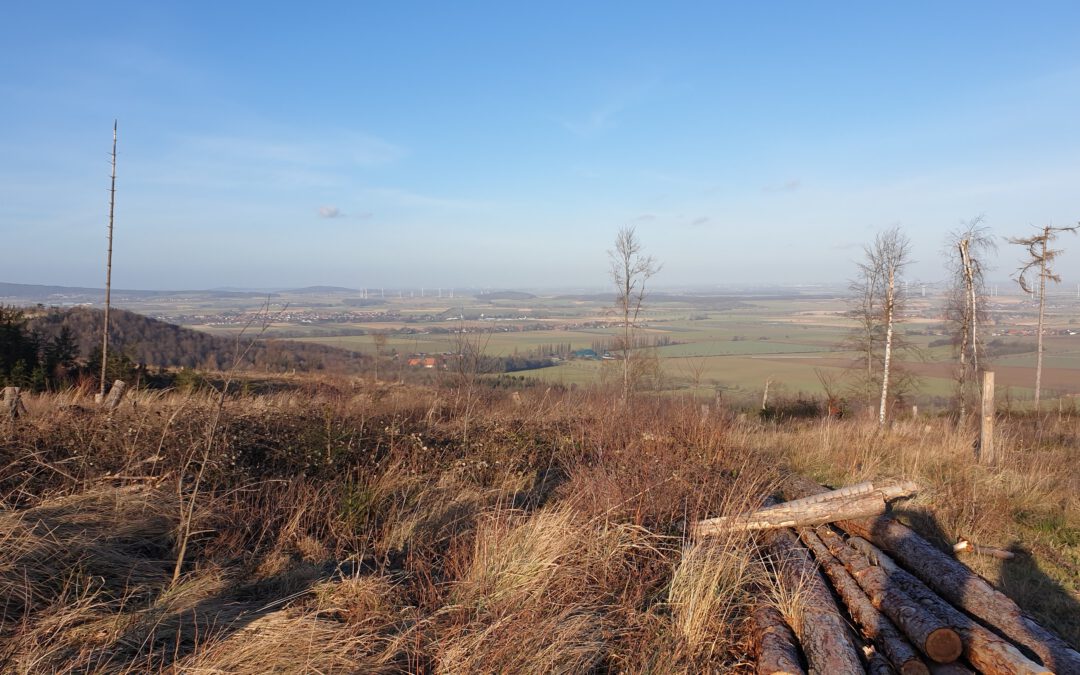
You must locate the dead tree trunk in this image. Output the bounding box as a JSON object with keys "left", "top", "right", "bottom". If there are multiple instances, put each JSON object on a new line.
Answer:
{"left": 100, "top": 120, "right": 118, "bottom": 398}
{"left": 752, "top": 604, "right": 806, "bottom": 675}
{"left": 3, "top": 387, "right": 27, "bottom": 420}
{"left": 102, "top": 380, "right": 128, "bottom": 411}
{"left": 878, "top": 263, "right": 896, "bottom": 426}
{"left": 799, "top": 529, "right": 928, "bottom": 675}
{"left": 761, "top": 526, "right": 865, "bottom": 675}
{"left": 695, "top": 481, "right": 917, "bottom": 535}
{"left": 846, "top": 536, "right": 1052, "bottom": 675}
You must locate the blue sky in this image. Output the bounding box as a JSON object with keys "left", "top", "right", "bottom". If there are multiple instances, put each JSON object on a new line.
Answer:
{"left": 2, "top": 2, "right": 1079, "bottom": 290}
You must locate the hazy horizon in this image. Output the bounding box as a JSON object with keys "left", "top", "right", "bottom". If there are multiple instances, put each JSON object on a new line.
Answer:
{"left": 3, "top": 3, "right": 1079, "bottom": 290}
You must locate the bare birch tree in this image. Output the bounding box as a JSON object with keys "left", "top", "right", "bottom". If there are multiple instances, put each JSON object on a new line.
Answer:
{"left": 850, "top": 227, "right": 913, "bottom": 425}
{"left": 875, "top": 228, "right": 912, "bottom": 425}
{"left": 609, "top": 226, "right": 660, "bottom": 401}
{"left": 944, "top": 217, "right": 995, "bottom": 421}
{"left": 1008, "top": 223, "right": 1078, "bottom": 411}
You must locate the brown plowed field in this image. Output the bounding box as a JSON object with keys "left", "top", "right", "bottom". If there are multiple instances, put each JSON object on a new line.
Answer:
{"left": 757, "top": 356, "right": 1080, "bottom": 393}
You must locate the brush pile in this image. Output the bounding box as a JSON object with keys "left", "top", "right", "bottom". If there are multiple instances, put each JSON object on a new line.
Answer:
{"left": 712, "top": 477, "right": 1080, "bottom": 675}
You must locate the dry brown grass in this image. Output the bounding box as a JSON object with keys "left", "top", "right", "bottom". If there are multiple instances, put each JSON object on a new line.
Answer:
{"left": 1, "top": 380, "right": 1076, "bottom": 672}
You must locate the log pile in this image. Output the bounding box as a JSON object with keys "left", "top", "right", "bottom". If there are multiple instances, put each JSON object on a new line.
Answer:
{"left": 697, "top": 479, "right": 1078, "bottom": 674}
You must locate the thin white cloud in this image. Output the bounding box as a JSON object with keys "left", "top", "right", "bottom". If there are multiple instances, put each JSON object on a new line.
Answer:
{"left": 318, "top": 205, "right": 343, "bottom": 218}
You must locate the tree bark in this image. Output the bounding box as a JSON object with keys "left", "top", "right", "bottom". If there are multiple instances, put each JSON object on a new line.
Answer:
{"left": 846, "top": 536, "right": 1052, "bottom": 675}
{"left": 799, "top": 529, "right": 928, "bottom": 675}
{"left": 753, "top": 604, "right": 807, "bottom": 675}
{"left": 761, "top": 526, "right": 865, "bottom": 675}
{"left": 816, "top": 528, "right": 961, "bottom": 664}
{"left": 840, "top": 517, "right": 1079, "bottom": 673}
{"left": 878, "top": 265, "right": 895, "bottom": 425}
{"left": 1034, "top": 233, "right": 1047, "bottom": 411}
{"left": 862, "top": 645, "right": 895, "bottom": 675}
{"left": 928, "top": 662, "right": 975, "bottom": 675}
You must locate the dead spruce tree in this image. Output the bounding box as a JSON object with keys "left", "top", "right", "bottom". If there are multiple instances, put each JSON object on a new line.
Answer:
{"left": 609, "top": 226, "right": 659, "bottom": 402}
{"left": 945, "top": 217, "right": 995, "bottom": 421}
{"left": 1008, "top": 223, "right": 1078, "bottom": 411}
{"left": 100, "top": 120, "right": 118, "bottom": 399}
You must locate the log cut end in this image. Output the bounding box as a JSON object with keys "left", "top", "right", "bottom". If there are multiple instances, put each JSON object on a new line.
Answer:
{"left": 924, "top": 627, "right": 963, "bottom": 663}
{"left": 900, "top": 661, "right": 931, "bottom": 675}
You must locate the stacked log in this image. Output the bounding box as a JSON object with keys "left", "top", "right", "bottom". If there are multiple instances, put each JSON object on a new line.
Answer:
{"left": 693, "top": 478, "right": 1073, "bottom": 674}
{"left": 752, "top": 604, "right": 806, "bottom": 675}
{"left": 760, "top": 523, "right": 865, "bottom": 674}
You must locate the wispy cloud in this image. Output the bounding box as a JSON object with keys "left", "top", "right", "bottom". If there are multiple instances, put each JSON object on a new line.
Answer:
{"left": 318, "top": 205, "right": 343, "bottom": 218}
{"left": 688, "top": 216, "right": 710, "bottom": 228}
{"left": 559, "top": 77, "right": 659, "bottom": 138}
{"left": 764, "top": 179, "right": 802, "bottom": 193}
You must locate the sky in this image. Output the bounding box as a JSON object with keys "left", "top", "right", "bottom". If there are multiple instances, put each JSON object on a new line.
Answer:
{"left": 2, "top": 2, "right": 1079, "bottom": 291}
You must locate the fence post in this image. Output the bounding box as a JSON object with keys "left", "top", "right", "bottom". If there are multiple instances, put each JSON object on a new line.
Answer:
{"left": 979, "top": 371, "right": 995, "bottom": 464}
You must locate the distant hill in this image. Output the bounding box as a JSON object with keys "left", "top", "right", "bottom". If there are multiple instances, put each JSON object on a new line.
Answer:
{"left": 26, "top": 306, "right": 366, "bottom": 373}
{"left": 476, "top": 291, "right": 537, "bottom": 301}
{"left": 0, "top": 282, "right": 278, "bottom": 304}
{"left": 287, "top": 286, "right": 358, "bottom": 294}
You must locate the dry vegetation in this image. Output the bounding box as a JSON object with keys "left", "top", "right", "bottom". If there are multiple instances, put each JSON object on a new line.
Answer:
{"left": 1, "top": 379, "right": 1076, "bottom": 672}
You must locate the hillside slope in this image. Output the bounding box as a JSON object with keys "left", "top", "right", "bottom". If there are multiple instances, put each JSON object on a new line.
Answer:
{"left": 26, "top": 306, "right": 366, "bottom": 372}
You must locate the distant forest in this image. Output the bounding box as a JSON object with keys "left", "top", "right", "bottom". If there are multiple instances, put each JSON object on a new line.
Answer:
{"left": 0, "top": 305, "right": 367, "bottom": 390}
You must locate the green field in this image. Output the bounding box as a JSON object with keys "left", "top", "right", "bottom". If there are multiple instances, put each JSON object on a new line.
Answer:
{"left": 139, "top": 288, "right": 1080, "bottom": 406}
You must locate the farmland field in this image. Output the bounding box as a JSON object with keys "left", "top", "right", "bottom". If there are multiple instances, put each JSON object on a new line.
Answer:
{"left": 100, "top": 286, "right": 1080, "bottom": 407}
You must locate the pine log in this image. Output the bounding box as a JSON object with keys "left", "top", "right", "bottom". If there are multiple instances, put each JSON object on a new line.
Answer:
{"left": 761, "top": 526, "right": 865, "bottom": 675}
{"left": 928, "top": 663, "right": 974, "bottom": 675}
{"left": 752, "top": 604, "right": 807, "bottom": 675}
{"left": 787, "top": 475, "right": 1080, "bottom": 673}
{"left": 846, "top": 536, "right": 1052, "bottom": 675}
{"left": 952, "top": 539, "right": 1015, "bottom": 560}
{"left": 862, "top": 645, "right": 895, "bottom": 675}
{"left": 102, "top": 379, "right": 128, "bottom": 411}
{"left": 815, "top": 528, "right": 960, "bottom": 663}
{"left": 799, "top": 529, "right": 928, "bottom": 675}
{"left": 695, "top": 481, "right": 918, "bottom": 536}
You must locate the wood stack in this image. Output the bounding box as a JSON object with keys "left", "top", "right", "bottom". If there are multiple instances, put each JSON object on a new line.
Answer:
{"left": 695, "top": 478, "right": 1078, "bottom": 674}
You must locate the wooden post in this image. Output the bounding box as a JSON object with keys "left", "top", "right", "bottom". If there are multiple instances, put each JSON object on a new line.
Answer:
{"left": 102, "top": 380, "right": 128, "bottom": 411}
{"left": 979, "top": 371, "right": 995, "bottom": 464}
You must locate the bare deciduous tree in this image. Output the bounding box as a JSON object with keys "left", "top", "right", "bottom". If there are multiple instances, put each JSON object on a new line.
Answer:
{"left": 945, "top": 217, "right": 995, "bottom": 421}
{"left": 846, "top": 227, "right": 913, "bottom": 425}
{"left": 1008, "top": 223, "right": 1079, "bottom": 411}
{"left": 609, "top": 226, "right": 660, "bottom": 401}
